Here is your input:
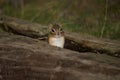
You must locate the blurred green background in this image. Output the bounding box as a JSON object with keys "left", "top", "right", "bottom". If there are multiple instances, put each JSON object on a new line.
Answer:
{"left": 0, "top": 0, "right": 120, "bottom": 40}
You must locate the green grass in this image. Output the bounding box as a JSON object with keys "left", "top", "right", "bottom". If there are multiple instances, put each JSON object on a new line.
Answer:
{"left": 1, "top": 0, "right": 120, "bottom": 40}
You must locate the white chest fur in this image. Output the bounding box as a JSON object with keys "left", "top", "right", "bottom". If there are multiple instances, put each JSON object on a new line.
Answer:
{"left": 49, "top": 37, "right": 65, "bottom": 48}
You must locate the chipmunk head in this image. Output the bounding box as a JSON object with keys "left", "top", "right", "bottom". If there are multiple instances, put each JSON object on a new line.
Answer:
{"left": 48, "top": 23, "right": 64, "bottom": 38}
{"left": 48, "top": 23, "right": 65, "bottom": 48}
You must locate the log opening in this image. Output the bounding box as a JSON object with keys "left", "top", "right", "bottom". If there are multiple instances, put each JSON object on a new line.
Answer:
{"left": 40, "top": 37, "right": 120, "bottom": 58}
{"left": 65, "top": 39, "right": 120, "bottom": 58}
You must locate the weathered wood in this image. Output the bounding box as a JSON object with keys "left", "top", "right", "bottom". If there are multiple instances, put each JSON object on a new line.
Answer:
{"left": 0, "top": 34, "right": 120, "bottom": 80}
{"left": 2, "top": 15, "right": 48, "bottom": 38}
{"left": 65, "top": 32, "right": 120, "bottom": 57}
{"left": 1, "top": 15, "right": 120, "bottom": 57}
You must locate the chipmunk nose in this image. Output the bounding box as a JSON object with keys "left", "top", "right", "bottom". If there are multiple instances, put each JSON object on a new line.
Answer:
{"left": 55, "top": 32, "right": 60, "bottom": 35}
{"left": 55, "top": 33, "right": 61, "bottom": 38}
{"left": 57, "top": 32, "right": 60, "bottom": 35}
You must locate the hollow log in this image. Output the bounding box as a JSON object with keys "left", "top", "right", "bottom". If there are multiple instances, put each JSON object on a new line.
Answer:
{"left": 0, "top": 34, "right": 120, "bottom": 80}
{"left": 1, "top": 15, "right": 120, "bottom": 57}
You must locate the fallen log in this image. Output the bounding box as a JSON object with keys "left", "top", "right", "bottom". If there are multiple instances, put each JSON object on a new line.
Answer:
{"left": 1, "top": 15, "right": 120, "bottom": 57}
{"left": 1, "top": 15, "right": 48, "bottom": 38}
{"left": 0, "top": 34, "right": 120, "bottom": 80}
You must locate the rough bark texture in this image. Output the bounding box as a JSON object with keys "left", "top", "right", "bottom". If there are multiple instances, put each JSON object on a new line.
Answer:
{"left": 0, "top": 34, "right": 120, "bottom": 80}
{"left": 0, "top": 15, "right": 120, "bottom": 80}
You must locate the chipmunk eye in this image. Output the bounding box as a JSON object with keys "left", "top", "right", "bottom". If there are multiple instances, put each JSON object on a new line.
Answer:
{"left": 51, "top": 28, "right": 55, "bottom": 33}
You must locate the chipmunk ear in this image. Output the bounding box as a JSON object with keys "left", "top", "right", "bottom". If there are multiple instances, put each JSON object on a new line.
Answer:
{"left": 48, "top": 24, "right": 53, "bottom": 30}
{"left": 57, "top": 22, "right": 62, "bottom": 27}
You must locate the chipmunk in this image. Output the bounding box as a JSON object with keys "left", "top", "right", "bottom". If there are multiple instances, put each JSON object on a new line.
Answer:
{"left": 48, "top": 23, "right": 65, "bottom": 48}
